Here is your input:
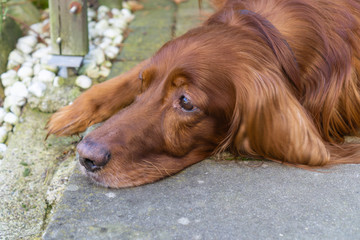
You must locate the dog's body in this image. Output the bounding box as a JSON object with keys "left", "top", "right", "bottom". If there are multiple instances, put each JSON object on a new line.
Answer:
{"left": 47, "top": 0, "right": 360, "bottom": 188}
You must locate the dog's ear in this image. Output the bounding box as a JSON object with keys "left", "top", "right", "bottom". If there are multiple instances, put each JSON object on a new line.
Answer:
{"left": 226, "top": 69, "right": 330, "bottom": 166}
{"left": 207, "top": 8, "right": 302, "bottom": 94}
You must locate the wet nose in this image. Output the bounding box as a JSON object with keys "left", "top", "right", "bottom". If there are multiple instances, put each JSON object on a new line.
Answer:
{"left": 77, "top": 139, "right": 111, "bottom": 172}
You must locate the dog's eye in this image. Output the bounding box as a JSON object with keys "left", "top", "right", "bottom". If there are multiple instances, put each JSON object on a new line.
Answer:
{"left": 179, "top": 95, "right": 196, "bottom": 112}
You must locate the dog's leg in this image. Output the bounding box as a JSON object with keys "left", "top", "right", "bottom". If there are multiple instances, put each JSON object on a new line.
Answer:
{"left": 46, "top": 60, "right": 149, "bottom": 136}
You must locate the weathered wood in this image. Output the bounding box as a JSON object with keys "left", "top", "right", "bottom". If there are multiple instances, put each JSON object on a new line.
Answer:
{"left": 49, "top": 0, "right": 89, "bottom": 56}
{"left": 98, "top": 0, "right": 122, "bottom": 9}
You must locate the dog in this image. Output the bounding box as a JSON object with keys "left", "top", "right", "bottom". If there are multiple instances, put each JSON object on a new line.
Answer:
{"left": 47, "top": 0, "right": 360, "bottom": 188}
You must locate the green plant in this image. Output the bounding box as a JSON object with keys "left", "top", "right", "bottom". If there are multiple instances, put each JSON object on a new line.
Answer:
{"left": 0, "top": 0, "right": 9, "bottom": 39}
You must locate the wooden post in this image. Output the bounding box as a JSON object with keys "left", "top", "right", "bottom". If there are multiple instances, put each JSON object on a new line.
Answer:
{"left": 49, "top": 0, "right": 89, "bottom": 56}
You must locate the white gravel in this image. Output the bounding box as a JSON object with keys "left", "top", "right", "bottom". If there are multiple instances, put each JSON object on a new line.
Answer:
{"left": 0, "top": 4, "right": 134, "bottom": 158}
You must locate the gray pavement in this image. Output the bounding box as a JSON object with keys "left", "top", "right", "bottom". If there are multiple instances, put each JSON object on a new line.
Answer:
{"left": 43, "top": 0, "right": 360, "bottom": 239}
{"left": 44, "top": 161, "right": 360, "bottom": 239}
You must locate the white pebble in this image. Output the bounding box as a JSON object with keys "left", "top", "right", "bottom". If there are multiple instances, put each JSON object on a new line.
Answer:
{"left": 113, "top": 35, "right": 124, "bottom": 45}
{"left": 93, "top": 37, "right": 102, "bottom": 46}
{"left": 22, "top": 61, "right": 34, "bottom": 68}
{"left": 109, "top": 18, "right": 127, "bottom": 30}
{"left": 7, "top": 60, "right": 20, "bottom": 70}
{"left": 16, "top": 35, "right": 37, "bottom": 52}
{"left": 32, "top": 47, "right": 51, "bottom": 59}
{"left": 98, "top": 5, "right": 110, "bottom": 13}
{"left": 102, "top": 60, "right": 112, "bottom": 68}
{"left": 17, "top": 66, "right": 34, "bottom": 80}
{"left": 30, "top": 23, "right": 43, "bottom": 34}
{"left": 4, "top": 113, "right": 18, "bottom": 125}
{"left": 75, "top": 75, "right": 92, "bottom": 89}
{"left": 1, "top": 70, "right": 18, "bottom": 87}
{"left": 10, "top": 81, "right": 28, "bottom": 98}
{"left": 16, "top": 41, "right": 33, "bottom": 54}
{"left": 3, "top": 123, "right": 13, "bottom": 132}
{"left": 0, "top": 143, "right": 7, "bottom": 158}
{"left": 121, "top": 8, "right": 135, "bottom": 22}
{"left": 103, "top": 28, "right": 121, "bottom": 39}
{"left": 99, "top": 37, "right": 112, "bottom": 50}
{"left": 29, "top": 81, "right": 47, "bottom": 97}
{"left": 24, "top": 54, "right": 33, "bottom": 63}
{"left": 95, "top": 19, "right": 109, "bottom": 36}
{"left": 10, "top": 105, "right": 21, "bottom": 116}
{"left": 33, "top": 63, "right": 42, "bottom": 75}
{"left": 99, "top": 66, "right": 111, "bottom": 77}
{"left": 42, "top": 64, "right": 58, "bottom": 73}
{"left": 37, "top": 69, "right": 55, "bottom": 83}
{"left": 79, "top": 61, "right": 99, "bottom": 78}
{"left": 0, "top": 108, "right": 6, "bottom": 123}
{"left": 88, "top": 21, "right": 96, "bottom": 29}
{"left": 44, "top": 38, "right": 51, "bottom": 46}
{"left": 90, "top": 48, "right": 105, "bottom": 65}
{"left": 22, "top": 77, "right": 32, "bottom": 87}
{"left": 3, "top": 95, "right": 26, "bottom": 109}
{"left": 0, "top": 127, "right": 7, "bottom": 143}
{"left": 97, "top": 6, "right": 110, "bottom": 20}
{"left": 111, "top": 8, "right": 122, "bottom": 17}
{"left": 8, "top": 49, "right": 25, "bottom": 65}
{"left": 40, "top": 54, "right": 51, "bottom": 65}
{"left": 53, "top": 76, "right": 64, "bottom": 87}
{"left": 34, "top": 43, "right": 47, "bottom": 51}
{"left": 104, "top": 46, "right": 119, "bottom": 59}
{"left": 88, "top": 29, "right": 97, "bottom": 39}
{"left": 86, "top": 66, "right": 101, "bottom": 79}
{"left": 42, "top": 18, "right": 50, "bottom": 27}
{"left": 88, "top": 8, "right": 96, "bottom": 20}
{"left": 4, "top": 86, "right": 12, "bottom": 97}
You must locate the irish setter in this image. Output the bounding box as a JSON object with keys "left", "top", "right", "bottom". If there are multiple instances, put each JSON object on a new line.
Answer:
{"left": 47, "top": 0, "right": 360, "bottom": 188}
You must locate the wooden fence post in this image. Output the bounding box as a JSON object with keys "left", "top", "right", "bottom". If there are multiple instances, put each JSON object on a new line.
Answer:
{"left": 49, "top": 0, "right": 89, "bottom": 56}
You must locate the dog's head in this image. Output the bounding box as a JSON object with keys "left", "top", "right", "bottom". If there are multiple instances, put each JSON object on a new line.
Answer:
{"left": 78, "top": 12, "right": 329, "bottom": 188}
{"left": 78, "top": 26, "right": 238, "bottom": 187}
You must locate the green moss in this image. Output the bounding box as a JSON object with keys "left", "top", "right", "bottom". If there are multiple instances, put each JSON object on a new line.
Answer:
{"left": 0, "top": 17, "right": 22, "bottom": 71}
{"left": 98, "top": 0, "right": 123, "bottom": 8}
{"left": 23, "top": 168, "right": 31, "bottom": 177}
{"left": 7, "top": 0, "right": 40, "bottom": 25}
{"left": 20, "top": 161, "right": 28, "bottom": 166}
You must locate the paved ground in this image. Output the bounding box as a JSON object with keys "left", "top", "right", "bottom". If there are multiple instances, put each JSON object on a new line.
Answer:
{"left": 3, "top": 0, "right": 360, "bottom": 239}
{"left": 43, "top": 161, "right": 360, "bottom": 239}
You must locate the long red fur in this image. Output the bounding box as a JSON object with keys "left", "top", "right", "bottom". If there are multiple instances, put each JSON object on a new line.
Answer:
{"left": 46, "top": 0, "right": 360, "bottom": 187}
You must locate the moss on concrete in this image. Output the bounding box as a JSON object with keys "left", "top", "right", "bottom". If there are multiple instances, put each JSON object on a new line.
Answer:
{"left": 107, "top": 61, "right": 139, "bottom": 79}
{"left": 0, "top": 107, "right": 78, "bottom": 239}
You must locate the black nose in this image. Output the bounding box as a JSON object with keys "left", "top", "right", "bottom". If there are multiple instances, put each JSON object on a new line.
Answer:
{"left": 77, "top": 139, "right": 111, "bottom": 172}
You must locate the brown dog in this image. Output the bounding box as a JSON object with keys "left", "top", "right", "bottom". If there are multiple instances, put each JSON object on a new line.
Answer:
{"left": 47, "top": 0, "right": 360, "bottom": 188}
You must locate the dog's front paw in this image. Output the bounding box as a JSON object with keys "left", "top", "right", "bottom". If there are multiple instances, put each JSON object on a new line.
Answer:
{"left": 46, "top": 104, "right": 93, "bottom": 137}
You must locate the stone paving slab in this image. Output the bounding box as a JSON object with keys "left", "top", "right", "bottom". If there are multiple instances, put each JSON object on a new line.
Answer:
{"left": 175, "top": 0, "right": 212, "bottom": 36}
{"left": 117, "top": 26, "right": 173, "bottom": 61}
{"left": 43, "top": 161, "right": 360, "bottom": 239}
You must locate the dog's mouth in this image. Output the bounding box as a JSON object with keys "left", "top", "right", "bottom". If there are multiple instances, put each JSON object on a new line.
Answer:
{"left": 77, "top": 153, "right": 182, "bottom": 188}
{"left": 79, "top": 163, "right": 155, "bottom": 188}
